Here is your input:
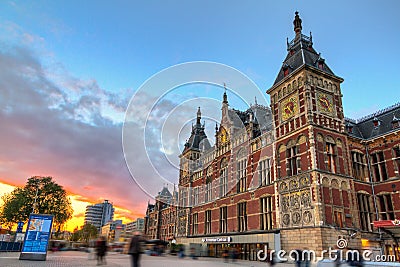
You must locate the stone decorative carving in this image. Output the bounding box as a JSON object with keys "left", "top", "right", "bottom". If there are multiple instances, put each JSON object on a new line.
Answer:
{"left": 282, "top": 214, "right": 290, "bottom": 226}
{"left": 289, "top": 179, "right": 299, "bottom": 190}
{"left": 299, "top": 176, "right": 309, "bottom": 187}
{"left": 298, "top": 135, "right": 307, "bottom": 144}
{"left": 331, "top": 179, "right": 339, "bottom": 188}
{"left": 317, "top": 134, "right": 324, "bottom": 142}
{"left": 281, "top": 195, "right": 290, "bottom": 212}
{"left": 290, "top": 194, "right": 300, "bottom": 209}
{"left": 337, "top": 138, "right": 343, "bottom": 148}
{"left": 292, "top": 212, "right": 301, "bottom": 224}
{"left": 303, "top": 210, "right": 312, "bottom": 224}
{"left": 279, "top": 182, "right": 288, "bottom": 192}
{"left": 326, "top": 136, "right": 335, "bottom": 143}
{"left": 301, "top": 191, "right": 311, "bottom": 207}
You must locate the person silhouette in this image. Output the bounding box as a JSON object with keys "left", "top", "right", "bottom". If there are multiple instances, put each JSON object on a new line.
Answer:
{"left": 129, "top": 232, "right": 143, "bottom": 267}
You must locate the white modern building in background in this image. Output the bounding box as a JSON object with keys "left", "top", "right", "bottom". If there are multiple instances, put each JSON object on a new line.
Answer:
{"left": 84, "top": 200, "right": 114, "bottom": 231}
{"left": 126, "top": 218, "right": 145, "bottom": 233}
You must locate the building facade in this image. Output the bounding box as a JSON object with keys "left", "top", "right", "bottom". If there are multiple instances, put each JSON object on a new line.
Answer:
{"left": 84, "top": 200, "right": 115, "bottom": 231}
{"left": 144, "top": 186, "right": 178, "bottom": 241}
{"left": 144, "top": 12, "right": 400, "bottom": 261}
{"left": 101, "top": 220, "right": 124, "bottom": 242}
{"left": 126, "top": 218, "right": 145, "bottom": 233}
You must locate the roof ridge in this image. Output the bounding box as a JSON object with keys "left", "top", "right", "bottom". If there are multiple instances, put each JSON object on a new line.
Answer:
{"left": 344, "top": 117, "right": 357, "bottom": 124}
{"left": 355, "top": 102, "right": 400, "bottom": 123}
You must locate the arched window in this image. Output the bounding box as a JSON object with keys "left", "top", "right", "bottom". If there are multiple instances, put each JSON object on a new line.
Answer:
{"left": 325, "top": 137, "right": 337, "bottom": 173}
{"left": 357, "top": 193, "right": 373, "bottom": 232}
{"left": 286, "top": 140, "right": 299, "bottom": 176}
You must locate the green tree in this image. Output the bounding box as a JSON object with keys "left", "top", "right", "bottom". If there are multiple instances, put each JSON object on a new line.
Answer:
{"left": 81, "top": 223, "right": 98, "bottom": 243}
{"left": 0, "top": 176, "right": 73, "bottom": 231}
{"left": 70, "top": 223, "right": 98, "bottom": 243}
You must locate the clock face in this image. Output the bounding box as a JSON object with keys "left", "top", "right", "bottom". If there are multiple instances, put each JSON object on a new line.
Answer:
{"left": 317, "top": 93, "right": 333, "bottom": 114}
{"left": 281, "top": 95, "right": 298, "bottom": 121}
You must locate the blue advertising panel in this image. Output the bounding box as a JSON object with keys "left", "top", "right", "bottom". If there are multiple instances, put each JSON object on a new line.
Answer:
{"left": 19, "top": 214, "right": 53, "bottom": 261}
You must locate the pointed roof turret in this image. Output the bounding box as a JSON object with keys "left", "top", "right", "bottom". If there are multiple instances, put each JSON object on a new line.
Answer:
{"left": 182, "top": 107, "right": 211, "bottom": 154}
{"left": 270, "top": 12, "right": 340, "bottom": 87}
{"left": 293, "top": 11, "right": 302, "bottom": 39}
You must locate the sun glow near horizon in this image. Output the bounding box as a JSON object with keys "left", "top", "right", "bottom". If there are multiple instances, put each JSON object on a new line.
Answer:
{"left": 0, "top": 181, "right": 139, "bottom": 232}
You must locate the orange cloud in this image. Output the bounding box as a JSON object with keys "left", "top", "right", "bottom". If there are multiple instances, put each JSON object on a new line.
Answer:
{"left": 0, "top": 181, "right": 146, "bottom": 232}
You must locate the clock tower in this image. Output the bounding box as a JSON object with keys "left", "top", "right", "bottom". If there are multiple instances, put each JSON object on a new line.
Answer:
{"left": 267, "top": 12, "right": 359, "bottom": 252}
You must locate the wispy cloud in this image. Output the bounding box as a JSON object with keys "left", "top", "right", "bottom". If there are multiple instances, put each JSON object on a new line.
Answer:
{"left": 0, "top": 25, "right": 152, "bottom": 221}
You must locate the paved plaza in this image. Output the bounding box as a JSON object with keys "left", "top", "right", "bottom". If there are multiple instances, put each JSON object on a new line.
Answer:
{"left": 0, "top": 251, "right": 284, "bottom": 267}
{"left": 2, "top": 251, "right": 400, "bottom": 267}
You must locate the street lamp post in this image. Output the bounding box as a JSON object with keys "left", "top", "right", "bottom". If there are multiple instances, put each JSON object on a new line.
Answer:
{"left": 32, "top": 186, "right": 39, "bottom": 214}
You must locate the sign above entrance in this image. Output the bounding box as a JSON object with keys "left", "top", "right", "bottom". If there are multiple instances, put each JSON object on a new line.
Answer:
{"left": 202, "top": 237, "right": 232, "bottom": 243}
{"left": 373, "top": 219, "right": 400, "bottom": 228}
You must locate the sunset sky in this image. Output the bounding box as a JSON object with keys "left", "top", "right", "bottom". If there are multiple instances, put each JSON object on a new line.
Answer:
{"left": 1, "top": 1, "right": 400, "bottom": 231}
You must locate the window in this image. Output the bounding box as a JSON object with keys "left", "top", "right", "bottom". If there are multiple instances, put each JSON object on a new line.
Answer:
{"left": 205, "top": 210, "right": 212, "bottom": 234}
{"left": 205, "top": 181, "right": 212, "bottom": 203}
{"left": 220, "top": 207, "right": 227, "bottom": 233}
{"left": 378, "top": 194, "right": 395, "bottom": 220}
{"left": 325, "top": 142, "right": 337, "bottom": 173}
{"left": 192, "top": 213, "right": 198, "bottom": 235}
{"left": 180, "top": 188, "right": 188, "bottom": 207}
{"left": 220, "top": 158, "right": 228, "bottom": 197}
{"left": 394, "top": 147, "right": 400, "bottom": 176}
{"left": 193, "top": 187, "right": 199, "bottom": 206}
{"left": 259, "top": 159, "right": 272, "bottom": 186}
{"left": 238, "top": 202, "right": 247, "bottom": 232}
{"left": 205, "top": 167, "right": 213, "bottom": 202}
{"left": 237, "top": 159, "right": 247, "bottom": 193}
{"left": 352, "top": 151, "right": 366, "bottom": 180}
{"left": 371, "top": 152, "right": 388, "bottom": 181}
{"left": 333, "top": 210, "right": 343, "bottom": 228}
{"left": 287, "top": 145, "right": 298, "bottom": 176}
{"left": 357, "top": 193, "right": 373, "bottom": 231}
{"left": 260, "top": 197, "right": 273, "bottom": 230}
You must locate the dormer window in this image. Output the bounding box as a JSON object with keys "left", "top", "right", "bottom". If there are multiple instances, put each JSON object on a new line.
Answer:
{"left": 284, "top": 68, "right": 289, "bottom": 77}
{"left": 317, "top": 58, "right": 325, "bottom": 70}
{"left": 373, "top": 117, "right": 380, "bottom": 127}
{"left": 283, "top": 64, "right": 290, "bottom": 77}
{"left": 346, "top": 124, "right": 353, "bottom": 134}
{"left": 392, "top": 114, "right": 399, "bottom": 129}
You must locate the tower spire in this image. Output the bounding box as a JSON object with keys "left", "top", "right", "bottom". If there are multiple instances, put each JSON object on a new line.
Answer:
{"left": 223, "top": 83, "right": 228, "bottom": 104}
{"left": 293, "top": 11, "right": 302, "bottom": 39}
{"left": 196, "top": 106, "right": 201, "bottom": 124}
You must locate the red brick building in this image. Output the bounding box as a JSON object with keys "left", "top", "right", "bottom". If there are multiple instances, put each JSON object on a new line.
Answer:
{"left": 144, "top": 12, "right": 400, "bottom": 261}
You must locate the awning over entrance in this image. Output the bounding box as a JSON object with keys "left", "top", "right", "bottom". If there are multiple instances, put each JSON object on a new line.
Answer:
{"left": 373, "top": 220, "right": 400, "bottom": 239}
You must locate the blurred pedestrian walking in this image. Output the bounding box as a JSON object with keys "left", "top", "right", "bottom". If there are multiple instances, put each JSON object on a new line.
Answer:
{"left": 129, "top": 231, "right": 143, "bottom": 267}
